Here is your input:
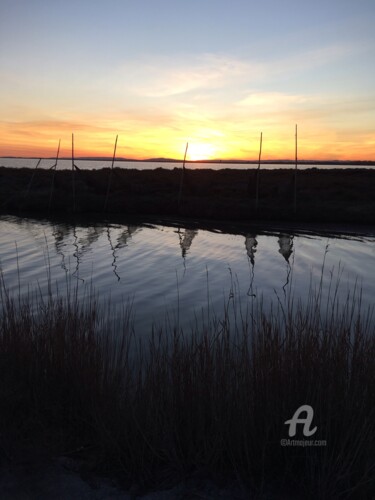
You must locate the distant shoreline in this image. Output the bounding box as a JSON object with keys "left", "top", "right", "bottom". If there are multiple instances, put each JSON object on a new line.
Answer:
{"left": 1, "top": 156, "right": 375, "bottom": 166}
{"left": 1, "top": 166, "right": 375, "bottom": 225}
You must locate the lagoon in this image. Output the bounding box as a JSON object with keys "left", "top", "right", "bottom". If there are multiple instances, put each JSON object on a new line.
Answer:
{"left": 1, "top": 157, "right": 374, "bottom": 171}
{"left": 1, "top": 214, "right": 374, "bottom": 332}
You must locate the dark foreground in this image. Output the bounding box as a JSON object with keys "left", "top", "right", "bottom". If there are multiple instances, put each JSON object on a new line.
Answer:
{"left": 1, "top": 166, "right": 375, "bottom": 224}
{"left": 1, "top": 272, "right": 374, "bottom": 499}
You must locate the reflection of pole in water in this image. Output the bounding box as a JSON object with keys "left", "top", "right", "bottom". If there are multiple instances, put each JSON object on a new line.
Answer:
{"left": 107, "top": 225, "right": 120, "bottom": 281}
{"left": 52, "top": 223, "right": 69, "bottom": 273}
{"left": 245, "top": 234, "right": 257, "bottom": 297}
{"left": 177, "top": 228, "right": 185, "bottom": 273}
{"left": 57, "top": 224, "right": 103, "bottom": 276}
{"left": 245, "top": 234, "right": 258, "bottom": 266}
{"left": 106, "top": 224, "right": 140, "bottom": 281}
{"left": 81, "top": 226, "right": 101, "bottom": 249}
{"left": 75, "top": 225, "right": 103, "bottom": 279}
{"left": 278, "top": 234, "right": 294, "bottom": 293}
{"left": 116, "top": 225, "right": 139, "bottom": 248}
{"left": 180, "top": 229, "right": 198, "bottom": 258}
{"left": 278, "top": 234, "right": 294, "bottom": 263}
{"left": 72, "top": 225, "right": 84, "bottom": 282}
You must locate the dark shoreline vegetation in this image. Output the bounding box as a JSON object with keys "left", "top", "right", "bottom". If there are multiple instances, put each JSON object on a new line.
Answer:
{"left": 1, "top": 166, "right": 375, "bottom": 224}
{"left": 1, "top": 268, "right": 374, "bottom": 499}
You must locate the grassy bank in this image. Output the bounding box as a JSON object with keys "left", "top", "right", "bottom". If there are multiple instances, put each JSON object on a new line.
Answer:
{"left": 0, "top": 272, "right": 374, "bottom": 499}
{"left": 1, "top": 166, "right": 375, "bottom": 224}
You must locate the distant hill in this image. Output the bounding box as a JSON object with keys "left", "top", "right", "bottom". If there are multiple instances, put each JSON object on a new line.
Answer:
{"left": 1, "top": 156, "right": 374, "bottom": 166}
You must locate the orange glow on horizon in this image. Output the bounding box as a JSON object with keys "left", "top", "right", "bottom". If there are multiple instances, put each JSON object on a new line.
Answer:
{"left": 0, "top": 122, "right": 373, "bottom": 162}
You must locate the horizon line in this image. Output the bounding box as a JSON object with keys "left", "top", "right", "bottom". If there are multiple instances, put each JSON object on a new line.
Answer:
{"left": 1, "top": 156, "right": 375, "bottom": 165}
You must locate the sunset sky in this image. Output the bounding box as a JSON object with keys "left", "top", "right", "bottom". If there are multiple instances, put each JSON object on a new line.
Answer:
{"left": 1, "top": 0, "right": 375, "bottom": 161}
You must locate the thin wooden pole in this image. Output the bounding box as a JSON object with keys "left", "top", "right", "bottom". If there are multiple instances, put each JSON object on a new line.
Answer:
{"left": 21, "top": 158, "right": 41, "bottom": 209}
{"left": 72, "top": 133, "right": 76, "bottom": 213}
{"left": 48, "top": 139, "right": 61, "bottom": 212}
{"left": 255, "top": 132, "right": 263, "bottom": 213}
{"left": 104, "top": 135, "right": 118, "bottom": 212}
{"left": 294, "top": 124, "right": 298, "bottom": 215}
{"left": 52, "top": 140, "right": 61, "bottom": 169}
{"left": 178, "top": 142, "right": 189, "bottom": 209}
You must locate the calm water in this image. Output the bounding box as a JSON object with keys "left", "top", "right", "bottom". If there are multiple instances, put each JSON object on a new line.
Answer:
{"left": 0, "top": 215, "right": 374, "bottom": 332}
{"left": 0, "top": 157, "right": 373, "bottom": 171}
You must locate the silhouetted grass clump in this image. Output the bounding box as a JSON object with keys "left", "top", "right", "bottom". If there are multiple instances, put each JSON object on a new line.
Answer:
{"left": 0, "top": 270, "right": 374, "bottom": 498}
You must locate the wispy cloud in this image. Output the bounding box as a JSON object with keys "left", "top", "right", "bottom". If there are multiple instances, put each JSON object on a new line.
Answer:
{"left": 108, "top": 42, "right": 360, "bottom": 100}
{"left": 267, "top": 43, "right": 358, "bottom": 76}
{"left": 110, "top": 54, "right": 261, "bottom": 98}
{"left": 237, "top": 92, "right": 312, "bottom": 111}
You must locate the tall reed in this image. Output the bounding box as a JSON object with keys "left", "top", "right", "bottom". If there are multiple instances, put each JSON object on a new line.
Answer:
{"left": 104, "top": 134, "right": 119, "bottom": 212}
{"left": 48, "top": 139, "right": 61, "bottom": 212}
{"left": 178, "top": 142, "right": 189, "bottom": 210}
{"left": 294, "top": 124, "right": 298, "bottom": 215}
{"left": 0, "top": 267, "right": 374, "bottom": 498}
{"left": 255, "top": 132, "right": 263, "bottom": 212}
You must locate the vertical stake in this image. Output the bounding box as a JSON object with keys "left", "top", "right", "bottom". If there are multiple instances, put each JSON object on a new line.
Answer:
{"left": 104, "top": 135, "right": 119, "bottom": 212}
{"left": 48, "top": 139, "right": 61, "bottom": 212}
{"left": 294, "top": 124, "right": 298, "bottom": 215}
{"left": 255, "top": 132, "right": 263, "bottom": 213}
{"left": 22, "top": 158, "right": 42, "bottom": 209}
{"left": 72, "top": 133, "right": 76, "bottom": 213}
{"left": 178, "top": 142, "right": 189, "bottom": 210}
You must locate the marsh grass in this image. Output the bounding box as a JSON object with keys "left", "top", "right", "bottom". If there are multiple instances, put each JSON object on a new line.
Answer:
{"left": 0, "top": 266, "right": 374, "bottom": 499}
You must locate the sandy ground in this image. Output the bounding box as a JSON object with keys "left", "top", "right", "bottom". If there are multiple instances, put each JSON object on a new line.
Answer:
{"left": 0, "top": 458, "right": 262, "bottom": 499}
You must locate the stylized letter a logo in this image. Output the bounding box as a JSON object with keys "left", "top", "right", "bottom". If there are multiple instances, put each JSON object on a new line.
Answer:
{"left": 284, "top": 404, "right": 317, "bottom": 437}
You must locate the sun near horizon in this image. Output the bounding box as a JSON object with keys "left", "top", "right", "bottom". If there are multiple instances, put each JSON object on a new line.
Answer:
{"left": 0, "top": 129, "right": 373, "bottom": 163}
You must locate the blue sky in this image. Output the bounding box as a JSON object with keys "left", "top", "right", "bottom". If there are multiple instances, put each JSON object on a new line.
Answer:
{"left": 1, "top": 0, "right": 375, "bottom": 159}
